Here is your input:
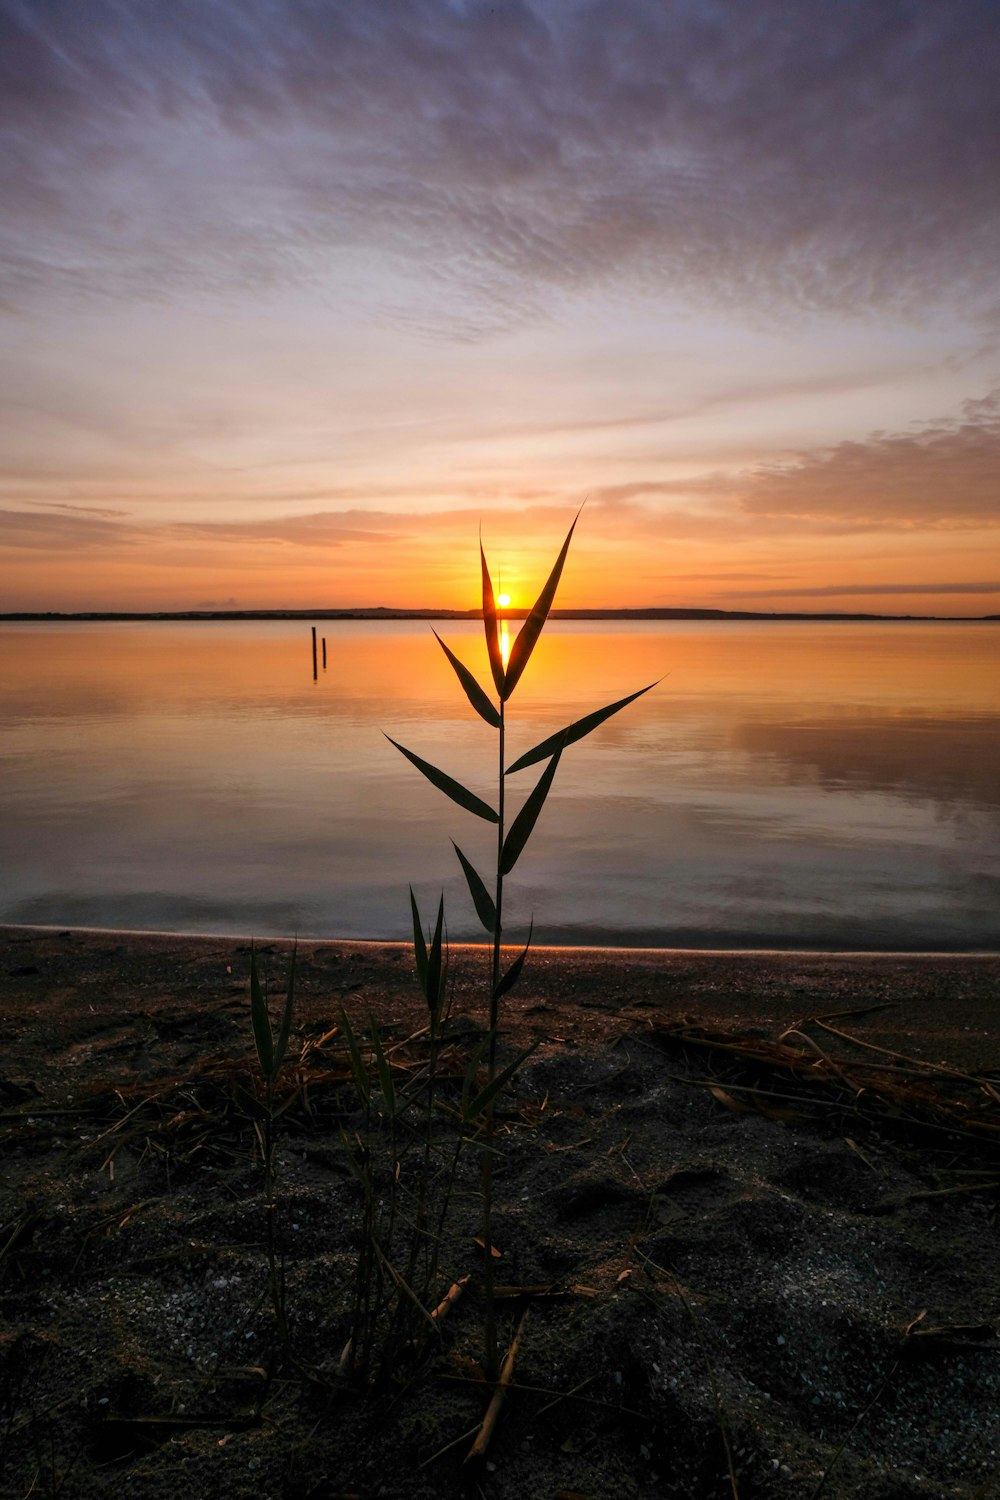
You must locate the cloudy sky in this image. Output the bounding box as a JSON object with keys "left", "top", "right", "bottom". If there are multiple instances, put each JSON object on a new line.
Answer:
{"left": 2, "top": 0, "right": 999, "bottom": 614}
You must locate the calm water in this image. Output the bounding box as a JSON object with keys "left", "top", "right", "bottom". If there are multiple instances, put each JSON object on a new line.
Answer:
{"left": 1, "top": 619, "right": 998, "bottom": 949}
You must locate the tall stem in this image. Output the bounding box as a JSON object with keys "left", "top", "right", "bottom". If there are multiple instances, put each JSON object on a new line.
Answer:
{"left": 482, "top": 697, "right": 505, "bottom": 1382}
{"left": 491, "top": 701, "right": 505, "bottom": 1060}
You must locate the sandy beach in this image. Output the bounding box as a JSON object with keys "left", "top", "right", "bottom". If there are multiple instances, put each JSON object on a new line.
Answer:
{"left": 3, "top": 926, "right": 1000, "bottom": 1499}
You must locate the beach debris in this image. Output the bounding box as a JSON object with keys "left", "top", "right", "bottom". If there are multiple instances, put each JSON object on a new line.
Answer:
{"left": 466, "top": 1307, "right": 529, "bottom": 1464}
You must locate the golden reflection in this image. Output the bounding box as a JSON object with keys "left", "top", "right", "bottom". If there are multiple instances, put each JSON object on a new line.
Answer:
{"left": 4, "top": 621, "right": 996, "bottom": 734}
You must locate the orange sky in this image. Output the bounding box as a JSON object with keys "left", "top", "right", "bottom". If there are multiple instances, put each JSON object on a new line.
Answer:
{"left": 2, "top": 3, "right": 999, "bottom": 617}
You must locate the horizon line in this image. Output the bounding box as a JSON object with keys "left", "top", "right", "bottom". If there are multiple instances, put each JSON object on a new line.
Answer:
{"left": 3, "top": 606, "right": 997, "bottom": 624}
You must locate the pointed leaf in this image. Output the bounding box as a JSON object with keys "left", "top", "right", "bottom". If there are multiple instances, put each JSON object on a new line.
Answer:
{"left": 481, "top": 541, "right": 506, "bottom": 696}
{"left": 233, "top": 1080, "right": 271, "bottom": 1123}
{"left": 338, "top": 1007, "right": 371, "bottom": 1104}
{"left": 272, "top": 941, "right": 297, "bottom": 1076}
{"left": 433, "top": 631, "right": 501, "bottom": 728}
{"left": 461, "top": 1035, "right": 491, "bottom": 1119}
{"left": 493, "top": 919, "right": 533, "bottom": 1000}
{"left": 453, "top": 842, "right": 497, "bottom": 934}
{"left": 502, "top": 510, "right": 580, "bottom": 699}
{"left": 465, "top": 1044, "right": 538, "bottom": 1121}
{"left": 500, "top": 745, "right": 564, "bottom": 875}
{"left": 506, "top": 681, "right": 660, "bottom": 775}
{"left": 425, "top": 895, "right": 446, "bottom": 1017}
{"left": 410, "top": 887, "right": 428, "bottom": 991}
{"left": 249, "top": 947, "right": 273, "bottom": 1079}
{"left": 385, "top": 734, "right": 498, "bottom": 823}
{"left": 338, "top": 1127, "right": 374, "bottom": 1189}
{"left": 369, "top": 1023, "right": 396, "bottom": 1117}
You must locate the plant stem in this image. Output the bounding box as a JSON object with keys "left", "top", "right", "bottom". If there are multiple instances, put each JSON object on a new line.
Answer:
{"left": 491, "top": 699, "right": 505, "bottom": 1032}
{"left": 482, "top": 698, "right": 505, "bottom": 1383}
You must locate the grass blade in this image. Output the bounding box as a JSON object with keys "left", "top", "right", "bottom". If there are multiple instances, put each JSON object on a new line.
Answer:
{"left": 502, "top": 510, "right": 580, "bottom": 700}
{"left": 339, "top": 1007, "right": 371, "bottom": 1104}
{"left": 481, "top": 541, "right": 506, "bottom": 697}
{"left": 385, "top": 734, "right": 499, "bottom": 823}
{"left": 370, "top": 1022, "right": 396, "bottom": 1117}
{"left": 410, "top": 887, "right": 429, "bottom": 991}
{"left": 493, "top": 919, "right": 533, "bottom": 1000}
{"left": 506, "top": 681, "right": 660, "bottom": 775}
{"left": 500, "top": 745, "right": 563, "bottom": 875}
{"left": 249, "top": 947, "right": 273, "bottom": 1080}
{"left": 461, "top": 1036, "right": 490, "bottom": 1119}
{"left": 426, "top": 894, "right": 446, "bottom": 1017}
{"left": 337, "top": 1127, "right": 373, "bottom": 1189}
{"left": 453, "top": 842, "right": 497, "bottom": 934}
{"left": 433, "top": 631, "right": 501, "bottom": 728}
{"left": 233, "top": 1080, "right": 270, "bottom": 1123}
{"left": 465, "top": 1044, "right": 537, "bottom": 1121}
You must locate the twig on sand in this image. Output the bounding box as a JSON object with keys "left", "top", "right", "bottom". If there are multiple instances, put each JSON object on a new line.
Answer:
{"left": 466, "top": 1308, "right": 529, "bottom": 1464}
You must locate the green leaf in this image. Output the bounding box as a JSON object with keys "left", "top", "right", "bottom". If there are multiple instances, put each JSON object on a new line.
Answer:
{"left": 502, "top": 510, "right": 580, "bottom": 699}
{"left": 493, "top": 919, "right": 533, "bottom": 1000}
{"left": 338, "top": 1127, "right": 374, "bottom": 1189}
{"left": 465, "top": 1044, "right": 538, "bottom": 1121}
{"left": 481, "top": 541, "right": 506, "bottom": 697}
{"left": 461, "top": 1035, "right": 490, "bottom": 1120}
{"left": 385, "top": 734, "right": 499, "bottom": 823}
{"left": 249, "top": 946, "right": 273, "bottom": 1079}
{"left": 369, "top": 1023, "right": 396, "bottom": 1117}
{"left": 410, "top": 887, "right": 428, "bottom": 991}
{"left": 233, "top": 1080, "right": 270, "bottom": 1123}
{"left": 506, "top": 680, "right": 660, "bottom": 775}
{"left": 500, "top": 744, "right": 564, "bottom": 875}
{"left": 338, "top": 1007, "right": 371, "bottom": 1104}
{"left": 433, "top": 631, "right": 501, "bottom": 728}
{"left": 272, "top": 941, "right": 297, "bottom": 1076}
{"left": 453, "top": 842, "right": 497, "bottom": 934}
{"left": 425, "top": 894, "right": 446, "bottom": 1018}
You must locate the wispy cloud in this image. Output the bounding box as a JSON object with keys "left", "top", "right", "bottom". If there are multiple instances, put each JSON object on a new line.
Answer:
{"left": 30, "top": 501, "right": 129, "bottom": 518}
{"left": 738, "top": 390, "right": 1000, "bottom": 529}
{"left": 169, "top": 511, "right": 411, "bottom": 547}
{"left": 720, "top": 580, "right": 1000, "bottom": 599}
{"left": 3, "top": 1, "right": 998, "bottom": 332}
{"left": 0, "top": 506, "right": 135, "bottom": 550}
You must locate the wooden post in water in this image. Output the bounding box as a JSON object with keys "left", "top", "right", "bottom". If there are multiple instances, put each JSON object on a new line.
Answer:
{"left": 311, "top": 626, "right": 317, "bottom": 680}
{"left": 322, "top": 637, "right": 327, "bottom": 669}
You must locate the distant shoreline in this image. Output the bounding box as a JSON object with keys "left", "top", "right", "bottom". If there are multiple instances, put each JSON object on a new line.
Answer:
{"left": 3, "top": 607, "right": 998, "bottom": 623}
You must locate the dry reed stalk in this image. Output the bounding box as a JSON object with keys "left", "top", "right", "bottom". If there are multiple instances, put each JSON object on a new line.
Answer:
{"left": 465, "top": 1307, "right": 529, "bottom": 1464}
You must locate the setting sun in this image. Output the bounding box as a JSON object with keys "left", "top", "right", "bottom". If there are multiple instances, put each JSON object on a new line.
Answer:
{"left": 497, "top": 593, "right": 511, "bottom": 608}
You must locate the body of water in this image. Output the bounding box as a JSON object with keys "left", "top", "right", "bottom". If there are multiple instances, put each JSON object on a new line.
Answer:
{"left": 1, "top": 618, "right": 997, "bottom": 949}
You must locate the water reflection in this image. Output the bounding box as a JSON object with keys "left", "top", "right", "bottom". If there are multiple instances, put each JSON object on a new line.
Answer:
{"left": 1, "top": 619, "right": 997, "bottom": 947}
{"left": 734, "top": 712, "right": 1000, "bottom": 811}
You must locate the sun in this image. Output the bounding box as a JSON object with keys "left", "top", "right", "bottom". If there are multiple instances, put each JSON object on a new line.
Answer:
{"left": 497, "top": 592, "right": 511, "bottom": 608}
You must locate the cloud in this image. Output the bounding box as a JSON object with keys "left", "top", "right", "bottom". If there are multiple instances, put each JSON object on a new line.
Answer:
{"left": 0, "top": 506, "right": 135, "bottom": 549}
{"left": 30, "top": 500, "right": 129, "bottom": 518}
{"left": 168, "top": 511, "right": 410, "bottom": 547}
{"left": 738, "top": 391, "right": 1000, "bottom": 529}
{"left": 2, "top": 1, "right": 999, "bottom": 332}
{"left": 719, "top": 580, "right": 1000, "bottom": 599}
{"left": 0, "top": 497, "right": 579, "bottom": 558}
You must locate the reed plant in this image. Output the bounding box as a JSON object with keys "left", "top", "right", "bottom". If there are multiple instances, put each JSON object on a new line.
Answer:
{"left": 388, "top": 513, "right": 655, "bottom": 1377}
{"left": 337, "top": 894, "right": 481, "bottom": 1388}
{"left": 244, "top": 944, "right": 297, "bottom": 1347}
